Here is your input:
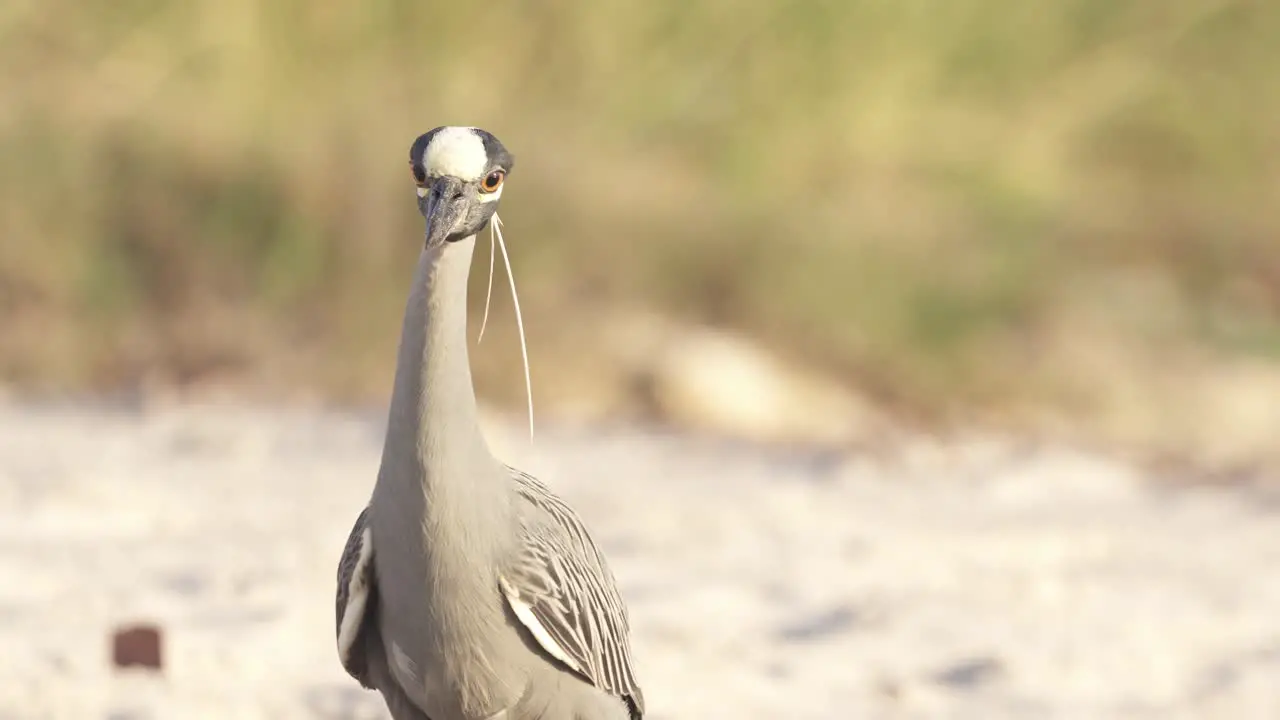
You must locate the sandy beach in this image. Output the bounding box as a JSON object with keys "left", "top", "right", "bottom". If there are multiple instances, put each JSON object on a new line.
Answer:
{"left": 1, "top": 402, "right": 1277, "bottom": 719}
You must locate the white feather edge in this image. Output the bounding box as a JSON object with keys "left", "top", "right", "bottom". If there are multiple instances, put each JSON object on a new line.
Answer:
{"left": 498, "top": 575, "right": 583, "bottom": 674}
{"left": 337, "top": 526, "right": 374, "bottom": 663}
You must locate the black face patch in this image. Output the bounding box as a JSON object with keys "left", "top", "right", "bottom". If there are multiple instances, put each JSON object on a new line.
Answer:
{"left": 472, "top": 128, "right": 515, "bottom": 174}
{"left": 408, "top": 128, "right": 444, "bottom": 185}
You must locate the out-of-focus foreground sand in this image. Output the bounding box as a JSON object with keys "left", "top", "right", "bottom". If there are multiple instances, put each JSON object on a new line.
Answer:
{"left": 0, "top": 403, "right": 1277, "bottom": 720}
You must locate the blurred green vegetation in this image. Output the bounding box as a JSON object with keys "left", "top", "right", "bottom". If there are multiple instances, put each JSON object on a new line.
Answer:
{"left": 1, "top": 0, "right": 1277, "bottom": 434}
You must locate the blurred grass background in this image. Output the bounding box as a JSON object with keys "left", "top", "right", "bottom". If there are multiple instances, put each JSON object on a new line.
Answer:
{"left": 1, "top": 0, "right": 1278, "bottom": 459}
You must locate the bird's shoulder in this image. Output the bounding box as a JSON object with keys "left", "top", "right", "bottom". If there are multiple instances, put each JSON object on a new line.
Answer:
{"left": 501, "top": 465, "right": 645, "bottom": 718}
{"left": 507, "top": 467, "right": 613, "bottom": 567}
{"left": 335, "top": 505, "right": 377, "bottom": 689}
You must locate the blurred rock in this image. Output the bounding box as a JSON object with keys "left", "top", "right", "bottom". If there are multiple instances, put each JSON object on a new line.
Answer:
{"left": 931, "top": 656, "right": 1005, "bottom": 690}
{"left": 1188, "top": 360, "right": 1280, "bottom": 469}
{"left": 640, "top": 325, "right": 882, "bottom": 446}
{"left": 111, "top": 624, "right": 163, "bottom": 672}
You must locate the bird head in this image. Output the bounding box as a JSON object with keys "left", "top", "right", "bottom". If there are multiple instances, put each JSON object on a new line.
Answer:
{"left": 409, "top": 126, "right": 515, "bottom": 250}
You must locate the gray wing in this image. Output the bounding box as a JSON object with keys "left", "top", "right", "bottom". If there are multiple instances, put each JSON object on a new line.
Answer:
{"left": 335, "top": 505, "right": 377, "bottom": 689}
{"left": 500, "top": 468, "right": 645, "bottom": 718}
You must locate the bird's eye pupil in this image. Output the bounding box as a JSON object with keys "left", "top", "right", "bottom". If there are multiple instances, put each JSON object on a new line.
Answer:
{"left": 485, "top": 172, "right": 503, "bottom": 190}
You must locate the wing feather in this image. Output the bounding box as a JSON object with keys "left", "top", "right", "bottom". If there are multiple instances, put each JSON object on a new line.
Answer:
{"left": 335, "top": 506, "right": 377, "bottom": 689}
{"left": 501, "top": 468, "right": 645, "bottom": 717}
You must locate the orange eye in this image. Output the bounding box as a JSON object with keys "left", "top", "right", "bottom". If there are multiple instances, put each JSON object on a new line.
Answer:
{"left": 479, "top": 169, "right": 505, "bottom": 193}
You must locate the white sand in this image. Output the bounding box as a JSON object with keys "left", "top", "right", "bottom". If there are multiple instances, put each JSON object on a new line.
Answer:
{"left": 1, "top": 403, "right": 1277, "bottom": 719}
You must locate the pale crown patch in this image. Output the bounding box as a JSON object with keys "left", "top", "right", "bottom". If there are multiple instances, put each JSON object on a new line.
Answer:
{"left": 422, "top": 127, "right": 489, "bottom": 181}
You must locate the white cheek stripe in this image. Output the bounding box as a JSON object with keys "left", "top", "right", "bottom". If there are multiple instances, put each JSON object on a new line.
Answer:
{"left": 414, "top": 184, "right": 502, "bottom": 201}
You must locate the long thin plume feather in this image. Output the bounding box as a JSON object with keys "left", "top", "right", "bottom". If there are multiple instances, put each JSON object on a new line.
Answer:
{"left": 477, "top": 217, "right": 497, "bottom": 343}
{"left": 493, "top": 214, "right": 535, "bottom": 440}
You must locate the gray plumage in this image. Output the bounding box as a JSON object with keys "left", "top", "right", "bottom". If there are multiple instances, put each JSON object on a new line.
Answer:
{"left": 334, "top": 127, "right": 644, "bottom": 720}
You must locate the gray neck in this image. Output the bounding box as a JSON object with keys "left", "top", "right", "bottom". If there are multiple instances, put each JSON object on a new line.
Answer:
{"left": 374, "top": 235, "right": 511, "bottom": 574}
{"left": 369, "top": 235, "right": 521, "bottom": 713}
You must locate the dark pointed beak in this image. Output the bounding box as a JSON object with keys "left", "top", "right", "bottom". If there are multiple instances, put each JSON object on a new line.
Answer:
{"left": 418, "top": 176, "right": 468, "bottom": 248}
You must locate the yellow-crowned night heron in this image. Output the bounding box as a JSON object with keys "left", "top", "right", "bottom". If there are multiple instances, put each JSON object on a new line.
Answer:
{"left": 335, "top": 127, "right": 644, "bottom": 720}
